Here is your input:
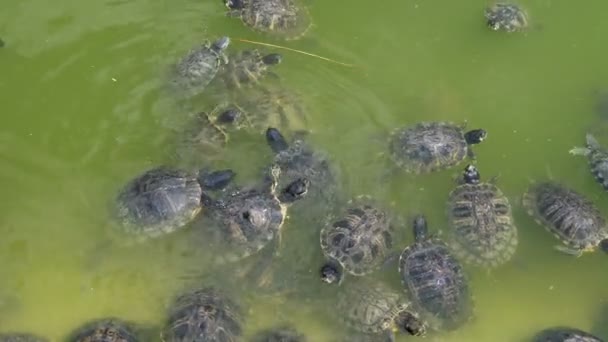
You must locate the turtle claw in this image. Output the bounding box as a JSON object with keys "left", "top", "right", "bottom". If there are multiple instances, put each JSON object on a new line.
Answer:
{"left": 554, "top": 245, "right": 583, "bottom": 257}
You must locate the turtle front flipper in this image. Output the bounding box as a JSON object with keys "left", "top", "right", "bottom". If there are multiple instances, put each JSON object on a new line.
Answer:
{"left": 554, "top": 244, "right": 583, "bottom": 257}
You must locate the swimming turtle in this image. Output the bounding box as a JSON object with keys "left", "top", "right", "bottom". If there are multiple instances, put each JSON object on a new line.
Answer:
{"left": 0, "top": 334, "right": 48, "bottom": 342}
{"left": 67, "top": 318, "right": 140, "bottom": 342}
{"left": 336, "top": 279, "right": 426, "bottom": 342}
{"left": 251, "top": 326, "right": 306, "bottom": 342}
{"left": 388, "top": 121, "right": 487, "bottom": 174}
{"left": 447, "top": 165, "right": 518, "bottom": 268}
{"left": 319, "top": 195, "right": 395, "bottom": 285}
{"left": 522, "top": 181, "right": 608, "bottom": 257}
{"left": 194, "top": 163, "right": 309, "bottom": 264}
{"left": 115, "top": 166, "right": 235, "bottom": 241}
{"left": 570, "top": 134, "right": 608, "bottom": 191}
{"left": 162, "top": 287, "right": 242, "bottom": 342}
{"left": 533, "top": 327, "right": 604, "bottom": 342}
{"left": 217, "top": 49, "right": 282, "bottom": 89}
{"left": 484, "top": 3, "right": 528, "bottom": 32}
{"left": 398, "top": 215, "right": 473, "bottom": 331}
{"left": 224, "top": 0, "right": 312, "bottom": 40}
{"left": 171, "top": 36, "right": 230, "bottom": 97}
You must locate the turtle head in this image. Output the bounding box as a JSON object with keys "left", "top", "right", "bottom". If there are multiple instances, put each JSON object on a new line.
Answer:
{"left": 412, "top": 215, "right": 428, "bottom": 241}
{"left": 266, "top": 127, "right": 290, "bottom": 153}
{"left": 463, "top": 164, "right": 480, "bottom": 184}
{"left": 600, "top": 239, "right": 608, "bottom": 253}
{"left": 319, "top": 262, "right": 342, "bottom": 285}
{"left": 216, "top": 108, "right": 241, "bottom": 125}
{"left": 279, "top": 178, "right": 310, "bottom": 203}
{"left": 464, "top": 129, "right": 487, "bottom": 144}
{"left": 212, "top": 36, "right": 230, "bottom": 51}
{"left": 262, "top": 53, "right": 282, "bottom": 65}
{"left": 198, "top": 169, "right": 235, "bottom": 190}
{"left": 394, "top": 311, "right": 426, "bottom": 337}
{"left": 224, "top": 0, "right": 244, "bottom": 9}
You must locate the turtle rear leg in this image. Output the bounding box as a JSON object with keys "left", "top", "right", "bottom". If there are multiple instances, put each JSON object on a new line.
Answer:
{"left": 554, "top": 245, "right": 583, "bottom": 257}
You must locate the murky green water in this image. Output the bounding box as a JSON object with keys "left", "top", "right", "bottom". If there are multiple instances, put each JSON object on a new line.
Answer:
{"left": 2, "top": 0, "right": 608, "bottom": 340}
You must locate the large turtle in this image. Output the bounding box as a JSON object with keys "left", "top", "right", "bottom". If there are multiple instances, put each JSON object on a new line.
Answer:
{"left": 484, "top": 3, "right": 528, "bottom": 32}
{"left": 251, "top": 326, "right": 306, "bottom": 342}
{"left": 224, "top": 0, "right": 312, "bottom": 40}
{"left": 533, "top": 327, "right": 604, "bottom": 342}
{"left": 446, "top": 164, "right": 518, "bottom": 268}
{"left": 114, "top": 166, "right": 235, "bottom": 242}
{"left": 570, "top": 134, "right": 608, "bottom": 191}
{"left": 336, "top": 279, "right": 426, "bottom": 342}
{"left": 388, "top": 121, "right": 487, "bottom": 174}
{"left": 0, "top": 334, "right": 48, "bottom": 342}
{"left": 217, "top": 49, "right": 282, "bottom": 89}
{"left": 162, "top": 287, "right": 242, "bottom": 342}
{"left": 398, "top": 215, "right": 473, "bottom": 331}
{"left": 171, "top": 36, "right": 230, "bottom": 98}
{"left": 522, "top": 181, "right": 608, "bottom": 256}
{"left": 67, "top": 318, "right": 140, "bottom": 342}
{"left": 319, "top": 195, "right": 395, "bottom": 285}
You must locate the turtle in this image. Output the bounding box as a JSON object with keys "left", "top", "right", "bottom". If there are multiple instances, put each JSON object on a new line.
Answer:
{"left": 114, "top": 166, "right": 235, "bottom": 242}
{"left": 446, "top": 164, "right": 518, "bottom": 268}
{"left": 162, "top": 287, "right": 243, "bottom": 342}
{"left": 336, "top": 279, "right": 427, "bottom": 342}
{"left": 194, "top": 163, "right": 310, "bottom": 264}
{"left": 217, "top": 49, "right": 282, "bottom": 89}
{"left": 484, "top": 3, "right": 528, "bottom": 32}
{"left": 398, "top": 215, "right": 473, "bottom": 331}
{"left": 0, "top": 334, "right": 48, "bottom": 342}
{"left": 388, "top": 121, "right": 487, "bottom": 174}
{"left": 570, "top": 134, "right": 608, "bottom": 191}
{"left": 224, "top": 0, "right": 312, "bottom": 40}
{"left": 171, "top": 36, "right": 230, "bottom": 98}
{"left": 251, "top": 326, "right": 306, "bottom": 342}
{"left": 319, "top": 195, "right": 395, "bottom": 285}
{"left": 67, "top": 318, "right": 140, "bottom": 342}
{"left": 533, "top": 327, "right": 604, "bottom": 342}
{"left": 522, "top": 181, "right": 608, "bottom": 257}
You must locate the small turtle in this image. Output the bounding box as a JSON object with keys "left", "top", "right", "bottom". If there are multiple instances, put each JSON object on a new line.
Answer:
{"left": 533, "top": 327, "right": 604, "bottom": 342}
{"left": 217, "top": 49, "right": 282, "bottom": 89}
{"left": 224, "top": 0, "right": 312, "bottom": 40}
{"left": 447, "top": 165, "right": 518, "bottom": 268}
{"left": 522, "top": 181, "right": 608, "bottom": 256}
{"left": 484, "top": 3, "right": 528, "bottom": 32}
{"left": 570, "top": 134, "right": 608, "bottom": 191}
{"left": 251, "top": 326, "right": 306, "bottom": 342}
{"left": 319, "top": 195, "right": 395, "bottom": 285}
{"left": 162, "top": 287, "right": 243, "bottom": 342}
{"left": 337, "top": 279, "right": 426, "bottom": 341}
{"left": 115, "top": 166, "right": 235, "bottom": 241}
{"left": 67, "top": 318, "right": 140, "bottom": 342}
{"left": 399, "top": 215, "right": 473, "bottom": 331}
{"left": 0, "top": 334, "right": 48, "bottom": 342}
{"left": 388, "top": 121, "right": 487, "bottom": 174}
{"left": 171, "top": 36, "right": 230, "bottom": 97}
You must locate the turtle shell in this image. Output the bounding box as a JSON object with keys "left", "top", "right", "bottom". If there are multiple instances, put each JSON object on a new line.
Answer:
{"left": 320, "top": 196, "right": 393, "bottom": 277}
{"left": 67, "top": 318, "right": 139, "bottom": 342}
{"left": 485, "top": 3, "right": 528, "bottom": 32}
{"left": 572, "top": 134, "right": 608, "bottom": 191}
{"left": 398, "top": 233, "right": 472, "bottom": 330}
{"left": 533, "top": 327, "right": 604, "bottom": 342}
{"left": 0, "top": 334, "right": 48, "bottom": 342}
{"left": 447, "top": 180, "right": 518, "bottom": 268}
{"left": 522, "top": 181, "right": 608, "bottom": 252}
{"left": 217, "top": 49, "right": 281, "bottom": 89}
{"left": 229, "top": 0, "right": 312, "bottom": 40}
{"left": 173, "top": 109, "right": 231, "bottom": 165}
{"left": 115, "top": 167, "right": 204, "bottom": 240}
{"left": 388, "top": 121, "right": 469, "bottom": 174}
{"left": 163, "top": 287, "right": 243, "bottom": 342}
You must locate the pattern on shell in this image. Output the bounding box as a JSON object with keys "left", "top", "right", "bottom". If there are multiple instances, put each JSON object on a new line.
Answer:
{"left": 320, "top": 196, "right": 393, "bottom": 276}
{"left": 163, "top": 287, "right": 242, "bottom": 342}
{"left": 67, "top": 318, "right": 139, "bottom": 342}
{"left": 523, "top": 181, "right": 608, "bottom": 252}
{"left": 447, "top": 180, "right": 518, "bottom": 268}
{"left": 217, "top": 49, "right": 281, "bottom": 89}
{"left": 388, "top": 121, "right": 469, "bottom": 174}
{"left": 484, "top": 3, "right": 528, "bottom": 32}
{"left": 0, "top": 334, "right": 48, "bottom": 342}
{"left": 173, "top": 108, "right": 233, "bottom": 164}
{"left": 533, "top": 327, "right": 604, "bottom": 342}
{"left": 227, "top": 0, "right": 312, "bottom": 40}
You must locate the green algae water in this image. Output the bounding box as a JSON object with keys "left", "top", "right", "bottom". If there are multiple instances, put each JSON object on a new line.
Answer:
{"left": 2, "top": 0, "right": 608, "bottom": 340}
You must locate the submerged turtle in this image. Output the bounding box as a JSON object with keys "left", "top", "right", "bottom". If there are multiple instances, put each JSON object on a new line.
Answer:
{"left": 336, "top": 279, "right": 426, "bottom": 341}
{"left": 533, "top": 327, "right": 604, "bottom": 342}
{"left": 115, "top": 166, "right": 235, "bottom": 241}
{"left": 319, "top": 195, "right": 394, "bottom": 285}
{"left": 67, "top": 318, "right": 140, "bottom": 342}
{"left": 570, "top": 134, "right": 608, "bottom": 191}
{"left": 163, "top": 287, "right": 243, "bottom": 342}
{"left": 171, "top": 36, "right": 230, "bottom": 97}
{"left": 522, "top": 181, "right": 608, "bottom": 256}
{"left": 399, "top": 215, "right": 473, "bottom": 331}
{"left": 217, "top": 49, "right": 282, "bottom": 89}
{"left": 224, "top": 0, "right": 312, "bottom": 40}
{"left": 251, "top": 326, "right": 306, "bottom": 342}
{"left": 195, "top": 163, "right": 309, "bottom": 264}
{"left": 447, "top": 165, "right": 518, "bottom": 268}
{"left": 0, "top": 334, "right": 48, "bottom": 342}
{"left": 388, "top": 121, "right": 487, "bottom": 174}
{"left": 484, "top": 3, "right": 528, "bottom": 32}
